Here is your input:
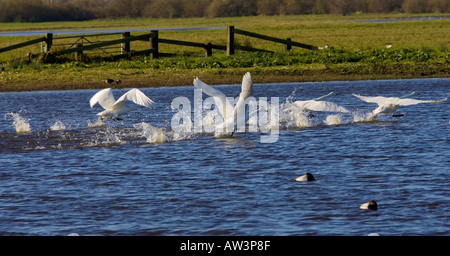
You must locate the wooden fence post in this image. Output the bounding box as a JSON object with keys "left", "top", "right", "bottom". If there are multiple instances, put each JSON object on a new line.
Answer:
{"left": 75, "top": 43, "right": 83, "bottom": 61}
{"left": 45, "top": 33, "right": 53, "bottom": 53}
{"left": 205, "top": 43, "right": 212, "bottom": 57}
{"left": 122, "top": 32, "right": 130, "bottom": 55}
{"left": 286, "top": 38, "right": 292, "bottom": 51}
{"left": 150, "top": 30, "right": 159, "bottom": 59}
{"left": 227, "top": 26, "right": 234, "bottom": 56}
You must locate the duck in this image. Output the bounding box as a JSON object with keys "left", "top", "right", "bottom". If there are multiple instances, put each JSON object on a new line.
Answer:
{"left": 294, "top": 172, "right": 315, "bottom": 181}
{"left": 360, "top": 200, "right": 378, "bottom": 210}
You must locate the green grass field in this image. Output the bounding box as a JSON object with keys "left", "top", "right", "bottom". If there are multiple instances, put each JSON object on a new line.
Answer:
{"left": 0, "top": 13, "right": 449, "bottom": 91}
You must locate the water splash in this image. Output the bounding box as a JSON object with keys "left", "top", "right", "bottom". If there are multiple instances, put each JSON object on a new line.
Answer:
{"left": 286, "top": 87, "right": 301, "bottom": 103}
{"left": 172, "top": 130, "right": 194, "bottom": 141}
{"left": 87, "top": 118, "right": 105, "bottom": 128}
{"left": 103, "top": 128, "right": 123, "bottom": 145}
{"left": 135, "top": 122, "right": 167, "bottom": 143}
{"left": 88, "top": 127, "right": 123, "bottom": 147}
{"left": 279, "top": 102, "right": 311, "bottom": 128}
{"left": 6, "top": 113, "right": 31, "bottom": 133}
{"left": 202, "top": 109, "right": 222, "bottom": 131}
{"left": 324, "top": 114, "right": 342, "bottom": 126}
{"left": 352, "top": 111, "right": 377, "bottom": 123}
{"left": 50, "top": 120, "right": 66, "bottom": 131}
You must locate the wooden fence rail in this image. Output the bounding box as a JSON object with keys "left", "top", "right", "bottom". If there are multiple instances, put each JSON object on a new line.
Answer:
{"left": 0, "top": 26, "right": 317, "bottom": 62}
{"left": 0, "top": 37, "right": 46, "bottom": 54}
{"left": 52, "top": 32, "right": 157, "bottom": 56}
{"left": 227, "top": 25, "right": 317, "bottom": 56}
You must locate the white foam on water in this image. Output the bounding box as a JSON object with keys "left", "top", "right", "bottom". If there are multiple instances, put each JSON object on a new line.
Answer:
{"left": 136, "top": 122, "right": 195, "bottom": 143}
{"left": 279, "top": 102, "right": 312, "bottom": 128}
{"left": 172, "top": 131, "right": 192, "bottom": 141}
{"left": 352, "top": 111, "right": 377, "bottom": 123}
{"left": 50, "top": 120, "right": 66, "bottom": 131}
{"left": 102, "top": 128, "right": 123, "bottom": 145}
{"left": 324, "top": 114, "right": 342, "bottom": 126}
{"left": 87, "top": 118, "right": 105, "bottom": 128}
{"left": 85, "top": 127, "right": 124, "bottom": 147}
{"left": 134, "top": 122, "right": 167, "bottom": 143}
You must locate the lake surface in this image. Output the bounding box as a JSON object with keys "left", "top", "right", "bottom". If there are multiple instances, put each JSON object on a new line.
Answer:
{"left": 0, "top": 78, "right": 449, "bottom": 236}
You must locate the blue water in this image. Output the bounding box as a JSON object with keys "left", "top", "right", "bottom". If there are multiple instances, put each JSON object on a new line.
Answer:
{"left": 0, "top": 78, "right": 449, "bottom": 236}
{"left": 353, "top": 16, "right": 450, "bottom": 23}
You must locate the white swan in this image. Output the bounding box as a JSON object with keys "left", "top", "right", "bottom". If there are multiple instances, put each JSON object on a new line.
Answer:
{"left": 194, "top": 72, "right": 253, "bottom": 133}
{"left": 353, "top": 93, "right": 447, "bottom": 117}
{"left": 89, "top": 88, "right": 154, "bottom": 120}
{"left": 293, "top": 92, "right": 350, "bottom": 113}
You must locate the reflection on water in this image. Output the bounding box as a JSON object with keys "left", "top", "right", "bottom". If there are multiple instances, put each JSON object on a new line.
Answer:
{"left": 0, "top": 78, "right": 448, "bottom": 235}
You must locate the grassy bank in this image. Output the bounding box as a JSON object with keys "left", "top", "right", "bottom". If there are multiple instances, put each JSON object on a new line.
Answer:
{"left": 1, "top": 14, "right": 449, "bottom": 92}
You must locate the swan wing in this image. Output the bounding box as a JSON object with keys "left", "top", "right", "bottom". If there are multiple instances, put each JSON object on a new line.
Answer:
{"left": 229, "top": 72, "right": 254, "bottom": 126}
{"left": 352, "top": 94, "right": 390, "bottom": 105}
{"left": 115, "top": 88, "right": 154, "bottom": 108}
{"left": 89, "top": 88, "right": 116, "bottom": 109}
{"left": 194, "top": 78, "right": 234, "bottom": 120}
{"left": 354, "top": 94, "right": 447, "bottom": 106}
{"left": 315, "top": 91, "right": 334, "bottom": 100}
{"left": 393, "top": 97, "right": 447, "bottom": 106}
{"left": 110, "top": 100, "right": 127, "bottom": 114}
{"left": 295, "top": 100, "right": 349, "bottom": 113}
{"left": 239, "top": 72, "right": 253, "bottom": 100}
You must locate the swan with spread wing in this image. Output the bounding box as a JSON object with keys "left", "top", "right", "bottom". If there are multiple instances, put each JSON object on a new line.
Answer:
{"left": 353, "top": 92, "right": 447, "bottom": 117}
{"left": 194, "top": 72, "right": 253, "bottom": 133}
{"left": 89, "top": 88, "right": 154, "bottom": 120}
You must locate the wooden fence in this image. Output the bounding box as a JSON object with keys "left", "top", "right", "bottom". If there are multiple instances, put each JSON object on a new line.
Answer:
{"left": 226, "top": 26, "right": 317, "bottom": 55}
{"left": 0, "top": 26, "right": 317, "bottom": 62}
{"left": 51, "top": 31, "right": 159, "bottom": 60}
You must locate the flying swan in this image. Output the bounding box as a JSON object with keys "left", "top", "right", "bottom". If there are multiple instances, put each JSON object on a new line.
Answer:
{"left": 89, "top": 88, "right": 154, "bottom": 120}
{"left": 353, "top": 92, "right": 447, "bottom": 117}
{"left": 293, "top": 92, "right": 350, "bottom": 113}
{"left": 194, "top": 72, "right": 253, "bottom": 133}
